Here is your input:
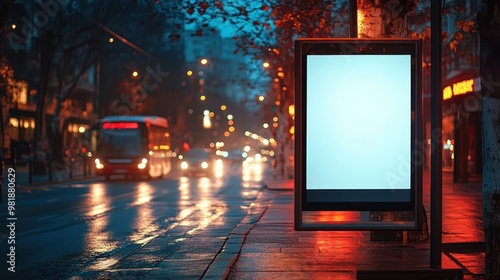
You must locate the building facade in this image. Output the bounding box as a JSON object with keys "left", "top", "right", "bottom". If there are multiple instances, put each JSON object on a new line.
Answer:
{"left": 441, "top": 0, "right": 481, "bottom": 182}
{"left": 3, "top": 0, "right": 97, "bottom": 167}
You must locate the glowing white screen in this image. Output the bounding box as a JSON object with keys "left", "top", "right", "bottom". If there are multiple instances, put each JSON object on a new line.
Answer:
{"left": 306, "top": 55, "right": 411, "bottom": 190}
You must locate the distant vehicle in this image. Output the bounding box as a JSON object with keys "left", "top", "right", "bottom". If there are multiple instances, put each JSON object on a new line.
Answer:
{"left": 180, "top": 148, "right": 213, "bottom": 176}
{"left": 90, "top": 115, "right": 172, "bottom": 180}
{"left": 227, "top": 149, "right": 244, "bottom": 163}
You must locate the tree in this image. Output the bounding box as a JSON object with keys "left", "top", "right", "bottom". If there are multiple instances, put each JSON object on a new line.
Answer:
{"left": 0, "top": 0, "right": 15, "bottom": 195}
{"left": 7, "top": 1, "right": 171, "bottom": 169}
{"left": 46, "top": 1, "right": 113, "bottom": 167}
{"left": 4, "top": 0, "right": 118, "bottom": 172}
{"left": 98, "top": 1, "right": 185, "bottom": 121}
{"left": 356, "top": 0, "right": 431, "bottom": 242}
{"left": 156, "top": 0, "right": 349, "bottom": 176}
{"left": 477, "top": 1, "right": 500, "bottom": 278}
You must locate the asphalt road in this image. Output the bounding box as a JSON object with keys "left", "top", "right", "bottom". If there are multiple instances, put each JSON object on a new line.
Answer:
{"left": 0, "top": 160, "right": 267, "bottom": 279}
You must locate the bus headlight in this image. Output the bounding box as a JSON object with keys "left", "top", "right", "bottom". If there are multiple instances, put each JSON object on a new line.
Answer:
{"left": 95, "top": 158, "right": 104, "bottom": 169}
{"left": 137, "top": 158, "right": 148, "bottom": 169}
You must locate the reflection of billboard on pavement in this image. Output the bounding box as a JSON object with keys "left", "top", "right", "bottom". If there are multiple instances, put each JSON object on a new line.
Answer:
{"left": 306, "top": 55, "right": 411, "bottom": 190}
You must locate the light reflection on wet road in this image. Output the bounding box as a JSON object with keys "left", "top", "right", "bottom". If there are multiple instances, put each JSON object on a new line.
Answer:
{"left": 0, "top": 160, "right": 269, "bottom": 279}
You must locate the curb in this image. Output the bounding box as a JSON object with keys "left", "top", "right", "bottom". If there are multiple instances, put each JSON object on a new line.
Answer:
{"left": 16, "top": 175, "right": 102, "bottom": 188}
{"left": 204, "top": 185, "right": 271, "bottom": 280}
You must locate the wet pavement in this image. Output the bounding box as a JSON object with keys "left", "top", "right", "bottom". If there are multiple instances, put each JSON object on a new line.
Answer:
{"left": 226, "top": 170, "right": 485, "bottom": 280}
{"left": 2, "top": 164, "right": 485, "bottom": 279}
{"left": 2, "top": 162, "right": 263, "bottom": 280}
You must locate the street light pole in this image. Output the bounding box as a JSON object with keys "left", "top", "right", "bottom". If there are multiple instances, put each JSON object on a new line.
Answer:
{"left": 430, "top": 0, "right": 443, "bottom": 269}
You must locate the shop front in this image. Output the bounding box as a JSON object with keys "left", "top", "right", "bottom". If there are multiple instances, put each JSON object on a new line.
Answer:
{"left": 62, "top": 117, "right": 91, "bottom": 153}
{"left": 442, "top": 75, "right": 482, "bottom": 182}
{"left": 7, "top": 108, "right": 53, "bottom": 166}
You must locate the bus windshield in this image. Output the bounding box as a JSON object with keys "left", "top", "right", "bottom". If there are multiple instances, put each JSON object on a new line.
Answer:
{"left": 99, "top": 128, "right": 145, "bottom": 157}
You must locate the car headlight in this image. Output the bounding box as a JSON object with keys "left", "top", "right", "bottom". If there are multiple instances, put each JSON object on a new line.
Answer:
{"left": 181, "top": 161, "right": 189, "bottom": 169}
{"left": 137, "top": 158, "right": 148, "bottom": 169}
{"left": 201, "top": 161, "right": 208, "bottom": 169}
{"left": 94, "top": 158, "right": 104, "bottom": 169}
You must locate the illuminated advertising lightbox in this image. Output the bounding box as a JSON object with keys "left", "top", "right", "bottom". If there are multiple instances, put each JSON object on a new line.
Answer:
{"left": 295, "top": 38, "right": 422, "bottom": 212}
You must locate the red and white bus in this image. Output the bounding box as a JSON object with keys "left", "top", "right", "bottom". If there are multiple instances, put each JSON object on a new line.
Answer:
{"left": 91, "top": 115, "right": 172, "bottom": 180}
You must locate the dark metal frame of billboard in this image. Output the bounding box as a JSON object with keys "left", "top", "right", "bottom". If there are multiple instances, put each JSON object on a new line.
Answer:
{"left": 294, "top": 38, "right": 423, "bottom": 231}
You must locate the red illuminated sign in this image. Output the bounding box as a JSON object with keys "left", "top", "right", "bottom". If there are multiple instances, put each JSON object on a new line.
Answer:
{"left": 102, "top": 122, "right": 139, "bottom": 129}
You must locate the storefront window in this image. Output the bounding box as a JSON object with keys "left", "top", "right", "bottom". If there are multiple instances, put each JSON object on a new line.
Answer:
{"left": 9, "top": 118, "right": 35, "bottom": 142}
{"left": 442, "top": 115, "right": 455, "bottom": 170}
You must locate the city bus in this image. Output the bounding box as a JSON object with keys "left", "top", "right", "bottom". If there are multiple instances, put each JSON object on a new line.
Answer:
{"left": 91, "top": 115, "right": 172, "bottom": 180}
